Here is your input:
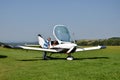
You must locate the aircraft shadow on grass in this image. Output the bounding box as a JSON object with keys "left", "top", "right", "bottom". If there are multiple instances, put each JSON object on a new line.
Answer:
{"left": 0, "top": 55, "right": 7, "bottom": 58}
{"left": 76, "top": 57, "right": 109, "bottom": 60}
{"left": 16, "top": 56, "right": 109, "bottom": 61}
{"left": 16, "top": 58, "right": 41, "bottom": 61}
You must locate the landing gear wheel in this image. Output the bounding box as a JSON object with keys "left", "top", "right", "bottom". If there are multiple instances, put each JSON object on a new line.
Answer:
{"left": 66, "top": 56, "right": 74, "bottom": 60}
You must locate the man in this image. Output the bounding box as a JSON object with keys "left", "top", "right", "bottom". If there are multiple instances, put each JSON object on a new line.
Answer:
{"left": 43, "top": 37, "right": 51, "bottom": 60}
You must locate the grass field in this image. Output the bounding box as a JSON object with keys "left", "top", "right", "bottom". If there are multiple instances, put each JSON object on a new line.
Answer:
{"left": 0, "top": 46, "right": 120, "bottom": 80}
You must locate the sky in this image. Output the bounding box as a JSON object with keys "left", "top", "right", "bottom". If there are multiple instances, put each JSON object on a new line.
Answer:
{"left": 0, "top": 0, "right": 120, "bottom": 42}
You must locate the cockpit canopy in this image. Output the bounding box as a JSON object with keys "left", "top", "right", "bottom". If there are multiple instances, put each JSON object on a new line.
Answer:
{"left": 53, "top": 25, "right": 71, "bottom": 43}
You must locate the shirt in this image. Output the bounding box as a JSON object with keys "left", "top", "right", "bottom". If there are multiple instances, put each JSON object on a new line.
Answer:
{"left": 43, "top": 40, "right": 50, "bottom": 49}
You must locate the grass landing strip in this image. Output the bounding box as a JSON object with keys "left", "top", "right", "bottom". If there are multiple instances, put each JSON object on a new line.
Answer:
{"left": 0, "top": 46, "right": 120, "bottom": 80}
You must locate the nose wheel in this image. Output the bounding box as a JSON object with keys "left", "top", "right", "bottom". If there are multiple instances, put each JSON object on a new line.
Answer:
{"left": 66, "top": 54, "right": 74, "bottom": 60}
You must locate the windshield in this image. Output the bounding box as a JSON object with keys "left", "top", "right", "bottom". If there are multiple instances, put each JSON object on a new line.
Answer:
{"left": 54, "top": 25, "right": 71, "bottom": 42}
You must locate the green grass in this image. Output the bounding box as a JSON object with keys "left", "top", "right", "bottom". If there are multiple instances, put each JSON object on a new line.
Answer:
{"left": 0, "top": 46, "right": 120, "bottom": 80}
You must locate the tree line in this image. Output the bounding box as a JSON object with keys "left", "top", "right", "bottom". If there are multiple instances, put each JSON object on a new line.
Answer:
{"left": 1, "top": 37, "right": 120, "bottom": 47}
{"left": 76, "top": 37, "right": 120, "bottom": 46}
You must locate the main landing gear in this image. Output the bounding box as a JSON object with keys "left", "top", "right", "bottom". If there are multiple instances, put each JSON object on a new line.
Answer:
{"left": 42, "top": 52, "right": 74, "bottom": 60}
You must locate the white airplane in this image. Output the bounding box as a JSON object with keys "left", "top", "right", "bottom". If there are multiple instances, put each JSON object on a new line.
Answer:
{"left": 18, "top": 25, "right": 106, "bottom": 60}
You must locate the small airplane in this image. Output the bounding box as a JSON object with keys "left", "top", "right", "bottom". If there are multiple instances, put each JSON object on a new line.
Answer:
{"left": 16, "top": 25, "right": 106, "bottom": 60}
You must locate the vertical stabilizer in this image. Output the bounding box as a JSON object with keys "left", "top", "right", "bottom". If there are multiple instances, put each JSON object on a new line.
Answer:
{"left": 37, "top": 34, "right": 45, "bottom": 48}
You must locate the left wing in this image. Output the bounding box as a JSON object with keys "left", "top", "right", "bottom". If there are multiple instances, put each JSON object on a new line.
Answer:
{"left": 76, "top": 46, "right": 106, "bottom": 52}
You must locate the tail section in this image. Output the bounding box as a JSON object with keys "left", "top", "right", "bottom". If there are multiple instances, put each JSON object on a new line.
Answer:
{"left": 37, "top": 34, "right": 45, "bottom": 48}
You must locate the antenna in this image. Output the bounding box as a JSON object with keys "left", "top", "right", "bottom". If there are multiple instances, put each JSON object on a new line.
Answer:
{"left": 72, "top": 32, "right": 76, "bottom": 43}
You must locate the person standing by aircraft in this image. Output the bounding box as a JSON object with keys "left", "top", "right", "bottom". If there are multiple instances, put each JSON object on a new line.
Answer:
{"left": 43, "top": 37, "right": 51, "bottom": 49}
{"left": 43, "top": 37, "right": 51, "bottom": 60}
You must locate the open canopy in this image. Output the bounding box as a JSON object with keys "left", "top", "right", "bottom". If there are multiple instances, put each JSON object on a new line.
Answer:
{"left": 53, "top": 25, "right": 71, "bottom": 43}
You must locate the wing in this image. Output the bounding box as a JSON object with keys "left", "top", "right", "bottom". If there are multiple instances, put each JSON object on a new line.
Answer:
{"left": 76, "top": 46, "right": 106, "bottom": 52}
{"left": 24, "top": 44, "right": 40, "bottom": 47}
{"left": 17, "top": 46, "right": 60, "bottom": 52}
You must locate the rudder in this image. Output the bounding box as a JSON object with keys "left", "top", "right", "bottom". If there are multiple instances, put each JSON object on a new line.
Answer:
{"left": 37, "top": 34, "right": 45, "bottom": 48}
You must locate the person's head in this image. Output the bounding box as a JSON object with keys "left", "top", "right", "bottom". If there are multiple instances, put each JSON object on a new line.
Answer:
{"left": 53, "top": 40, "right": 57, "bottom": 44}
{"left": 47, "top": 37, "right": 51, "bottom": 41}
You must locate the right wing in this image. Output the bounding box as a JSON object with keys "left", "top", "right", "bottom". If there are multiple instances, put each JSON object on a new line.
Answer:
{"left": 17, "top": 46, "right": 60, "bottom": 52}
{"left": 4, "top": 43, "right": 62, "bottom": 53}
{"left": 24, "top": 44, "right": 40, "bottom": 47}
